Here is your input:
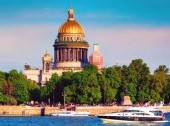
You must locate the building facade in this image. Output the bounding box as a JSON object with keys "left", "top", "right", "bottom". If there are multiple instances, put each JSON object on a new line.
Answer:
{"left": 23, "top": 8, "right": 103, "bottom": 86}
{"left": 89, "top": 44, "right": 103, "bottom": 70}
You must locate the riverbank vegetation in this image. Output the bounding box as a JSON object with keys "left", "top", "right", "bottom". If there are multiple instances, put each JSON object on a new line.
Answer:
{"left": 0, "top": 59, "right": 170, "bottom": 106}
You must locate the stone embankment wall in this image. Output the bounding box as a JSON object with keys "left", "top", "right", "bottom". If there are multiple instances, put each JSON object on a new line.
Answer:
{"left": 0, "top": 106, "right": 43, "bottom": 116}
{"left": 0, "top": 106, "right": 170, "bottom": 116}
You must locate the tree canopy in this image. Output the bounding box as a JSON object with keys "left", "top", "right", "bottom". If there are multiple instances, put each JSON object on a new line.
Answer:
{"left": 0, "top": 59, "right": 170, "bottom": 105}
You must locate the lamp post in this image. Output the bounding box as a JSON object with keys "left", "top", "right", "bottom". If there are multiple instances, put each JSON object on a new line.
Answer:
{"left": 63, "top": 90, "right": 65, "bottom": 107}
{"left": 62, "top": 89, "right": 66, "bottom": 108}
{"left": 52, "top": 88, "right": 54, "bottom": 106}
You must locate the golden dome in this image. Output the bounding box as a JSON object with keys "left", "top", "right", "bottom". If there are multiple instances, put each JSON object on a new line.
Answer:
{"left": 58, "top": 8, "right": 84, "bottom": 35}
{"left": 58, "top": 20, "right": 84, "bottom": 34}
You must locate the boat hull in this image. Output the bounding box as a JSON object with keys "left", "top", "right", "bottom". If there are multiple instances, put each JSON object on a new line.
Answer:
{"left": 49, "top": 111, "right": 90, "bottom": 117}
{"left": 100, "top": 118, "right": 168, "bottom": 124}
{"left": 97, "top": 115, "right": 164, "bottom": 121}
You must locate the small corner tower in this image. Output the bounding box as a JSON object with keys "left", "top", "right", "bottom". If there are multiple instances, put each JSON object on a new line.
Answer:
{"left": 89, "top": 44, "right": 103, "bottom": 69}
{"left": 42, "top": 51, "right": 53, "bottom": 73}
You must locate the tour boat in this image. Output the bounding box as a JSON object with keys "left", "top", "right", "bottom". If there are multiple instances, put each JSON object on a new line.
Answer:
{"left": 97, "top": 107, "right": 168, "bottom": 124}
{"left": 49, "top": 111, "right": 90, "bottom": 117}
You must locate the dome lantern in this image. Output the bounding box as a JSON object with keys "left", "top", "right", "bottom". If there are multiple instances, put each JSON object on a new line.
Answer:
{"left": 68, "top": 7, "right": 74, "bottom": 21}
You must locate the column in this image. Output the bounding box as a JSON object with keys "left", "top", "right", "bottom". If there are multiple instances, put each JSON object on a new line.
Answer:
{"left": 60, "top": 49, "right": 62, "bottom": 61}
{"left": 58, "top": 49, "right": 60, "bottom": 61}
{"left": 69, "top": 49, "right": 72, "bottom": 61}
{"left": 81, "top": 49, "right": 84, "bottom": 62}
{"left": 65, "top": 49, "right": 67, "bottom": 61}
{"left": 57, "top": 49, "right": 59, "bottom": 61}
{"left": 54, "top": 49, "right": 56, "bottom": 62}
{"left": 67, "top": 49, "right": 69, "bottom": 61}
{"left": 75, "top": 49, "right": 77, "bottom": 61}
{"left": 73, "top": 49, "right": 75, "bottom": 61}
{"left": 64, "top": 48, "right": 67, "bottom": 61}
{"left": 80, "top": 49, "right": 82, "bottom": 61}
{"left": 84, "top": 49, "right": 87, "bottom": 62}
{"left": 83, "top": 49, "right": 86, "bottom": 62}
{"left": 76, "top": 49, "right": 79, "bottom": 61}
{"left": 77, "top": 49, "right": 80, "bottom": 61}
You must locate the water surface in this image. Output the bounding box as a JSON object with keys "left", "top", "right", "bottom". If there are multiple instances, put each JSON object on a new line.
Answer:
{"left": 0, "top": 115, "right": 170, "bottom": 126}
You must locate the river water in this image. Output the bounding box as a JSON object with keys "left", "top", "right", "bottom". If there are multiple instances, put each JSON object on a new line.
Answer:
{"left": 0, "top": 115, "right": 170, "bottom": 126}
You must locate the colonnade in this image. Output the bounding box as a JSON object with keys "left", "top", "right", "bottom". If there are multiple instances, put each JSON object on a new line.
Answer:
{"left": 55, "top": 48, "right": 88, "bottom": 62}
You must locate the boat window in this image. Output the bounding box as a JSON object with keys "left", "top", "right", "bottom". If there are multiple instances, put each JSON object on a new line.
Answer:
{"left": 144, "top": 113, "right": 150, "bottom": 115}
{"left": 132, "top": 113, "right": 148, "bottom": 116}
{"left": 123, "top": 110, "right": 143, "bottom": 112}
{"left": 150, "top": 111, "right": 162, "bottom": 116}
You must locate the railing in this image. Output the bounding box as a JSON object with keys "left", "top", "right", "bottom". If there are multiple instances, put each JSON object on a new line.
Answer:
{"left": 54, "top": 40, "right": 88, "bottom": 44}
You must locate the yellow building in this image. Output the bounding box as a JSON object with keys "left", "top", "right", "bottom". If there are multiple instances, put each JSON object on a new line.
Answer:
{"left": 23, "top": 7, "right": 103, "bottom": 86}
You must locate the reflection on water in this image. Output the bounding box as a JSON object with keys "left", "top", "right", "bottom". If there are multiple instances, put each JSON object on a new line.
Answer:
{"left": 105, "top": 114, "right": 170, "bottom": 126}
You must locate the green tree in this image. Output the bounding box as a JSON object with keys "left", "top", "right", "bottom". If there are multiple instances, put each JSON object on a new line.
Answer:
{"left": 120, "top": 65, "right": 137, "bottom": 103}
{"left": 12, "top": 80, "right": 29, "bottom": 104}
{"left": 0, "top": 92, "right": 8, "bottom": 104}
{"left": 2, "top": 80, "right": 13, "bottom": 96}
{"left": 164, "top": 77, "right": 170, "bottom": 103}
{"left": 8, "top": 70, "right": 31, "bottom": 104}
{"left": 7, "top": 96, "right": 17, "bottom": 105}
{"left": 28, "top": 79, "right": 40, "bottom": 102}
{"left": 0, "top": 71, "right": 6, "bottom": 91}
{"left": 129, "top": 59, "right": 150, "bottom": 103}
{"left": 102, "top": 66, "right": 121, "bottom": 104}
{"left": 154, "top": 65, "right": 169, "bottom": 73}
{"left": 150, "top": 65, "right": 170, "bottom": 103}
{"left": 72, "top": 65, "right": 101, "bottom": 104}
{"left": 97, "top": 73, "right": 107, "bottom": 104}
{"left": 61, "top": 72, "right": 74, "bottom": 104}
{"left": 41, "top": 74, "right": 60, "bottom": 105}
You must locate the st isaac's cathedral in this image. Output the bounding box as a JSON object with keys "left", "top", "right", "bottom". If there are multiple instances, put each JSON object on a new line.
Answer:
{"left": 23, "top": 7, "right": 103, "bottom": 86}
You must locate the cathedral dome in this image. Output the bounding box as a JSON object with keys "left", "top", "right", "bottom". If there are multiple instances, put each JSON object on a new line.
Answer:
{"left": 58, "top": 7, "right": 84, "bottom": 35}
{"left": 58, "top": 20, "right": 84, "bottom": 34}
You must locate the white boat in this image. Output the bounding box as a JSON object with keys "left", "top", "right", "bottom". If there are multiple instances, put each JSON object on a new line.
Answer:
{"left": 97, "top": 107, "right": 168, "bottom": 124}
{"left": 49, "top": 111, "right": 90, "bottom": 116}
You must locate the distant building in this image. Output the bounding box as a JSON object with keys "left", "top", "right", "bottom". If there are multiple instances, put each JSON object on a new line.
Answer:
{"left": 89, "top": 44, "right": 103, "bottom": 70}
{"left": 23, "top": 7, "right": 103, "bottom": 86}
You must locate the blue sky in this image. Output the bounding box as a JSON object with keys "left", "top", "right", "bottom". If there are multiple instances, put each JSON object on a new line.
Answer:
{"left": 0, "top": 0, "right": 170, "bottom": 73}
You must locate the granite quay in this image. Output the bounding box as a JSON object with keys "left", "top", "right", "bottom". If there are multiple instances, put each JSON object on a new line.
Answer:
{"left": 0, "top": 106, "right": 170, "bottom": 116}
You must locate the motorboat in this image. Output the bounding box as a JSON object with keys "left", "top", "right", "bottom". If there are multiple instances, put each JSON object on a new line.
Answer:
{"left": 49, "top": 111, "right": 90, "bottom": 116}
{"left": 97, "top": 107, "right": 168, "bottom": 124}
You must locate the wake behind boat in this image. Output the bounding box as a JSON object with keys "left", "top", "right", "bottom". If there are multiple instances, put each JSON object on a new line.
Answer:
{"left": 97, "top": 106, "right": 168, "bottom": 124}
{"left": 49, "top": 111, "right": 90, "bottom": 117}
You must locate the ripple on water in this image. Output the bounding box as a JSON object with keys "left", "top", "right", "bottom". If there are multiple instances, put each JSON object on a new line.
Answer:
{"left": 0, "top": 116, "right": 170, "bottom": 126}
